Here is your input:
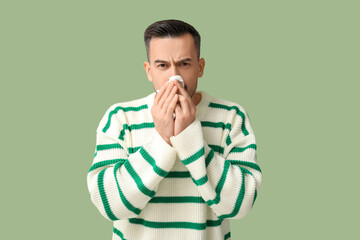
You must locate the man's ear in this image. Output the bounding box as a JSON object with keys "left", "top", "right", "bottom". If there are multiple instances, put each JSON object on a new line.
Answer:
{"left": 198, "top": 58, "right": 205, "bottom": 78}
{"left": 144, "top": 61, "right": 152, "bottom": 82}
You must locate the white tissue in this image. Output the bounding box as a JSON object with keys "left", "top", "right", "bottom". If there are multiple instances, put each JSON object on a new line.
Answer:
{"left": 168, "top": 75, "right": 185, "bottom": 87}
{"left": 155, "top": 75, "right": 184, "bottom": 93}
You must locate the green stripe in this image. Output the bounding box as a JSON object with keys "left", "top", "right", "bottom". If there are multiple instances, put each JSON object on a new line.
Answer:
{"left": 228, "top": 160, "right": 262, "bottom": 173}
{"left": 113, "top": 161, "right": 142, "bottom": 215}
{"left": 119, "top": 128, "right": 126, "bottom": 141}
{"left": 182, "top": 147, "right": 205, "bottom": 165}
{"left": 201, "top": 121, "right": 233, "bottom": 146}
{"left": 119, "top": 122, "right": 155, "bottom": 140}
{"left": 166, "top": 171, "right": 191, "bottom": 178}
{"left": 218, "top": 166, "right": 252, "bottom": 219}
{"left": 140, "top": 148, "right": 168, "bottom": 177}
{"left": 124, "top": 160, "right": 156, "bottom": 198}
{"left": 128, "top": 218, "right": 223, "bottom": 230}
{"left": 206, "top": 160, "right": 230, "bottom": 206}
{"left": 97, "top": 169, "right": 118, "bottom": 220}
{"left": 252, "top": 189, "right": 258, "bottom": 207}
{"left": 226, "top": 134, "right": 232, "bottom": 146}
{"left": 201, "top": 121, "right": 232, "bottom": 130}
{"left": 229, "top": 143, "right": 257, "bottom": 153}
{"left": 209, "top": 144, "right": 224, "bottom": 154}
{"left": 164, "top": 172, "right": 208, "bottom": 185}
{"left": 128, "top": 122, "right": 154, "bottom": 130}
{"left": 207, "top": 219, "right": 224, "bottom": 226}
{"left": 205, "top": 149, "right": 214, "bottom": 167}
{"left": 237, "top": 167, "right": 256, "bottom": 208}
{"left": 224, "top": 231, "right": 231, "bottom": 240}
{"left": 113, "top": 227, "right": 126, "bottom": 240}
{"left": 241, "top": 167, "right": 253, "bottom": 175}
{"left": 88, "top": 159, "right": 125, "bottom": 172}
{"left": 191, "top": 175, "right": 208, "bottom": 186}
{"left": 128, "top": 146, "right": 141, "bottom": 154}
{"left": 102, "top": 104, "right": 148, "bottom": 133}
{"left": 149, "top": 196, "right": 205, "bottom": 203}
{"left": 96, "top": 143, "right": 123, "bottom": 151}
{"left": 209, "top": 102, "right": 249, "bottom": 136}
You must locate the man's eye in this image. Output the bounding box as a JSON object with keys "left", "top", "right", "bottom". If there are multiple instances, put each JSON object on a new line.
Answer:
{"left": 182, "top": 62, "right": 189, "bottom": 66}
{"left": 158, "top": 64, "right": 166, "bottom": 68}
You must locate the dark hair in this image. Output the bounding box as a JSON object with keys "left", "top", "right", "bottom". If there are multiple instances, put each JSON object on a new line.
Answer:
{"left": 144, "top": 19, "right": 201, "bottom": 61}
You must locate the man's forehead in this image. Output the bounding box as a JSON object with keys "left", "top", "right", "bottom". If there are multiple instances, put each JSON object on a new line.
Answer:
{"left": 148, "top": 34, "right": 197, "bottom": 62}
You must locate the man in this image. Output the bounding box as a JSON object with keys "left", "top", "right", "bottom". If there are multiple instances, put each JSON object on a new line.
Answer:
{"left": 87, "top": 19, "right": 262, "bottom": 240}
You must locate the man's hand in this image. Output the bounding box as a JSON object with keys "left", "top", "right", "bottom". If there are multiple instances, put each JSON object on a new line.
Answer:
{"left": 173, "top": 80, "right": 196, "bottom": 136}
{"left": 151, "top": 81, "right": 179, "bottom": 145}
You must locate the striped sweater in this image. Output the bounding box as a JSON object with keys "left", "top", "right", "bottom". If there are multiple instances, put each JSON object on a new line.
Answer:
{"left": 87, "top": 90, "right": 262, "bottom": 240}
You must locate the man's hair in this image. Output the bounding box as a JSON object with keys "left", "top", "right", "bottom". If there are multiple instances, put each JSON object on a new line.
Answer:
{"left": 144, "top": 19, "right": 201, "bottom": 61}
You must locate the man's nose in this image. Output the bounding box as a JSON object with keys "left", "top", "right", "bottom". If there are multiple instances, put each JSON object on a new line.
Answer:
{"left": 169, "top": 65, "right": 180, "bottom": 76}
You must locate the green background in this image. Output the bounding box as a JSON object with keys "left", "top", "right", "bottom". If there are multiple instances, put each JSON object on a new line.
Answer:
{"left": 1, "top": 0, "right": 358, "bottom": 239}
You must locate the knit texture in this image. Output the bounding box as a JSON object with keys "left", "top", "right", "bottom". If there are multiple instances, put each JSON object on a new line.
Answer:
{"left": 87, "top": 90, "right": 262, "bottom": 240}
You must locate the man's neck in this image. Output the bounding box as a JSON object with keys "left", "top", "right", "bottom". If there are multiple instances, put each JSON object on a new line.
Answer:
{"left": 192, "top": 92, "right": 202, "bottom": 106}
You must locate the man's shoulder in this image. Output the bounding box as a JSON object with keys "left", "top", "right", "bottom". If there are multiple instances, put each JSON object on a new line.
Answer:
{"left": 203, "top": 92, "right": 254, "bottom": 137}
{"left": 204, "top": 92, "right": 246, "bottom": 113}
{"left": 97, "top": 93, "right": 154, "bottom": 133}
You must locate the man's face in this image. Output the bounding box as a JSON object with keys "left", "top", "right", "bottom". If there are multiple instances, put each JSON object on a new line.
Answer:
{"left": 144, "top": 33, "right": 205, "bottom": 98}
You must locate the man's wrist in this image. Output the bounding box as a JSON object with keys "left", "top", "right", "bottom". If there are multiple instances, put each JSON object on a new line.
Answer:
{"left": 170, "top": 118, "right": 203, "bottom": 156}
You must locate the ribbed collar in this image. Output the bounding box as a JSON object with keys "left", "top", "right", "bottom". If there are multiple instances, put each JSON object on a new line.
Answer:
{"left": 145, "top": 90, "right": 211, "bottom": 120}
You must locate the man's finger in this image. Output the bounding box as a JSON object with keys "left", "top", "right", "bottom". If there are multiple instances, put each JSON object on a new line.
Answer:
{"left": 155, "top": 81, "right": 172, "bottom": 104}
{"left": 158, "top": 81, "right": 174, "bottom": 109}
{"left": 178, "top": 94, "right": 190, "bottom": 115}
{"left": 164, "top": 86, "right": 178, "bottom": 113}
{"left": 154, "top": 81, "right": 167, "bottom": 104}
{"left": 173, "top": 80, "right": 190, "bottom": 99}
{"left": 175, "top": 104, "right": 182, "bottom": 114}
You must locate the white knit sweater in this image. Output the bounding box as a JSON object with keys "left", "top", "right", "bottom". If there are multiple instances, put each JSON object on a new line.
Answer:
{"left": 87, "top": 90, "right": 262, "bottom": 240}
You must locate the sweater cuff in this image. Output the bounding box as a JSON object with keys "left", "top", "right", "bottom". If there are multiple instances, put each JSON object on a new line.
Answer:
{"left": 170, "top": 118, "right": 206, "bottom": 176}
{"left": 144, "top": 129, "right": 177, "bottom": 173}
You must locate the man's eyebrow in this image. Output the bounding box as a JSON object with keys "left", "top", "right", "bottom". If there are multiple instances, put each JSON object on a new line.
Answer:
{"left": 177, "top": 58, "right": 193, "bottom": 63}
{"left": 154, "top": 60, "right": 168, "bottom": 64}
{"left": 153, "top": 58, "right": 193, "bottom": 64}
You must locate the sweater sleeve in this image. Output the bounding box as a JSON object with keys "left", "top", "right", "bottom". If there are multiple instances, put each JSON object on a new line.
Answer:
{"left": 87, "top": 105, "right": 177, "bottom": 221}
{"left": 169, "top": 107, "right": 262, "bottom": 220}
